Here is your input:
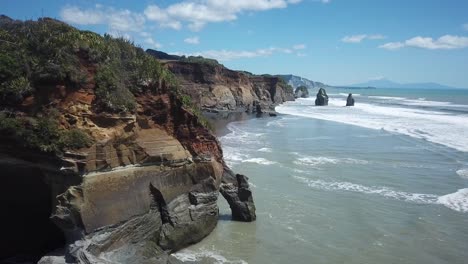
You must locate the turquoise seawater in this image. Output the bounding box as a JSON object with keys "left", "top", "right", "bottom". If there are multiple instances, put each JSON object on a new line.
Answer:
{"left": 173, "top": 88, "right": 468, "bottom": 264}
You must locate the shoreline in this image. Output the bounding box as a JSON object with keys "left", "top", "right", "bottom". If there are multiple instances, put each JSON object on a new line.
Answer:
{"left": 204, "top": 111, "right": 276, "bottom": 137}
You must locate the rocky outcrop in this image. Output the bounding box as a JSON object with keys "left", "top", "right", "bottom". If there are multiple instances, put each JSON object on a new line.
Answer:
{"left": 0, "top": 17, "right": 255, "bottom": 264}
{"left": 160, "top": 60, "right": 295, "bottom": 113}
{"left": 315, "top": 88, "right": 329, "bottom": 106}
{"left": 220, "top": 169, "right": 256, "bottom": 221}
{"left": 294, "top": 86, "right": 309, "bottom": 98}
{"left": 278, "top": 74, "right": 332, "bottom": 90}
{"left": 346, "top": 93, "right": 355, "bottom": 106}
{"left": 2, "top": 89, "right": 234, "bottom": 263}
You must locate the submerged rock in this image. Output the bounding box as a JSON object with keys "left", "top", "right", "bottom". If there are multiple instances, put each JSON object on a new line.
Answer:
{"left": 346, "top": 93, "right": 355, "bottom": 106}
{"left": 294, "top": 86, "right": 309, "bottom": 98}
{"left": 220, "top": 169, "right": 256, "bottom": 221}
{"left": 315, "top": 88, "right": 329, "bottom": 106}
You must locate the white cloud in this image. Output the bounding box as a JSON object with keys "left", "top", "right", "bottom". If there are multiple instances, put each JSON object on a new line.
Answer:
{"left": 60, "top": 5, "right": 145, "bottom": 32}
{"left": 60, "top": 6, "right": 104, "bottom": 25}
{"left": 107, "top": 9, "right": 145, "bottom": 32}
{"left": 61, "top": 1, "right": 309, "bottom": 33}
{"left": 173, "top": 45, "right": 303, "bottom": 61}
{"left": 379, "top": 42, "right": 405, "bottom": 50}
{"left": 144, "top": 37, "right": 163, "bottom": 49}
{"left": 463, "top": 23, "right": 468, "bottom": 31}
{"left": 140, "top": 32, "right": 151, "bottom": 38}
{"left": 184, "top": 36, "right": 200, "bottom": 44}
{"left": 342, "top": 34, "right": 386, "bottom": 43}
{"left": 293, "top": 44, "right": 306, "bottom": 50}
{"left": 321, "top": 0, "right": 331, "bottom": 3}
{"left": 144, "top": 0, "right": 302, "bottom": 31}
{"left": 108, "top": 31, "right": 132, "bottom": 40}
{"left": 379, "top": 35, "right": 468, "bottom": 50}
{"left": 341, "top": 34, "right": 367, "bottom": 43}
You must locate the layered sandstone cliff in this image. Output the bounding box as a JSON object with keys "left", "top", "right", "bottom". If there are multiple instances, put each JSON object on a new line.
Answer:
{"left": 147, "top": 51, "right": 295, "bottom": 113}
{"left": 0, "top": 17, "right": 255, "bottom": 264}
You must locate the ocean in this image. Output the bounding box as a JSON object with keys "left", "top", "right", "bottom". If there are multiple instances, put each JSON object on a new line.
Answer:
{"left": 173, "top": 88, "right": 468, "bottom": 264}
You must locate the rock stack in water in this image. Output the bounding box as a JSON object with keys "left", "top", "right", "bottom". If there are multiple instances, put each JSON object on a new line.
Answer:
{"left": 346, "top": 93, "right": 355, "bottom": 106}
{"left": 315, "top": 88, "right": 329, "bottom": 106}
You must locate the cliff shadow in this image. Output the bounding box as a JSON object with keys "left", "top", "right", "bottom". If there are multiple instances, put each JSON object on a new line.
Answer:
{"left": 0, "top": 162, "right": 65, "bottom": 263}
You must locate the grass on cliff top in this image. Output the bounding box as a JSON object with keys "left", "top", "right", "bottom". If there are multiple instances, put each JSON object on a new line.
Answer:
{"left": 176, "top": 92, "right": 214, "bottom": 131}
{"left": 0, "top": 111, "right": 93, "bottom": 153}
{"left": 0, "top": 16, "right": 213, "bottom": 153}
{"left": 0, "top": 16, "right": 176, "bottom": 113}
{"left": 180, "top": 56, "right": 223, "bottom": 67}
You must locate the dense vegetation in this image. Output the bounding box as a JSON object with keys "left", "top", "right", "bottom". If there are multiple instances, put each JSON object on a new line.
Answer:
{"left": 180, "top": 56, "right": 222, "bottom": 67}
{"left": 0, "top": 15, "right": 176, "bottom": 112}
{"left": 177, "top": 93, "right": 213, "bottom": 131}
{"left": 0, "top": 111, "right": 92, "bottom": 153}
{"left": 0, "top": 16, "right": 210, "bottom": 152}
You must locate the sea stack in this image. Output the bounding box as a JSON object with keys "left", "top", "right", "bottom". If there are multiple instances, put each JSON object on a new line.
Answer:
{"left": 315, "top": 88, "right": 329, "bottom": 106}
{"left": 346, "top": 93, "right": 355, "bottom": 106}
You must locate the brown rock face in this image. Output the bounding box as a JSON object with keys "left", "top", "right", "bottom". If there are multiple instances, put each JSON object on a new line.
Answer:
{"left": 0, "top": 18, "right": 257, "bottom": 263}
{"left": 1, "top": 63, "right": 253, "bottom": 264}
{"left": 164, "top": 61, "right": 295, "bottom": 113}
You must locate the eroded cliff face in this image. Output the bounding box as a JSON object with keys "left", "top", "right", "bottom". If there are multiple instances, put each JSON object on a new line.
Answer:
{"left": 163, "top": 61, "right": 295, "bottom": 113}
{"left": 2, "top": 83, "right": 256, "bottom": 264}
{"left": 0, "top": 17, "right": 255, "bottom": 264}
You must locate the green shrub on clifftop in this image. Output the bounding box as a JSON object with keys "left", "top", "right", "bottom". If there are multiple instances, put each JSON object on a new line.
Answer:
{"left": 0, "top": 112, "right": 93, "bottom": 153}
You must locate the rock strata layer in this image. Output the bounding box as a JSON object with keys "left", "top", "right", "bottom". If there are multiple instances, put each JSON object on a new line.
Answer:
{"left": 0, "top": 17, "right": 256, "bottom": 264}
{"left": 160, "top": 60, "right": 295, "bottom": 113}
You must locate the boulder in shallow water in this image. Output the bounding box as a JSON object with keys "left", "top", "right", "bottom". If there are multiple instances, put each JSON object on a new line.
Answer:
{"left": 220, "top": 169, "right": 256, "bottom": 221}
{"left": 346, "top": 93, "right": 355, "bottom": 106}
{"left": 315, "top": 88, "right": 329, "bottom": 106}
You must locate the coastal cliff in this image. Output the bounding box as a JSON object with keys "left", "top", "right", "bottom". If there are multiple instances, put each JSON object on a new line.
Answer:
{"left": 0, "top": 16, "right": 254, "bottom": 263}
{"left": 147, "top": 50, "right": 295, "bottom": 113}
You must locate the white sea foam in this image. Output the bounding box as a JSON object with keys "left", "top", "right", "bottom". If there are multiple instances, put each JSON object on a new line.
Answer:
{"left": 294, "top": 155, "right": 368, "bottom": 167}
{"left": 266, "top": 119, "right": 285, "bottom": 127}
{"left": 243, "top": 158, "right": 277, "bottom": 165}
{"left": 277, "top": 97, "right": 468, "bottom": 152}
{"left": 369, "top": 95, "right": 467, "bottom": 108}
{"left": 220, "top": 122, "right": 266, "bottom": 166}
{"left": 293, "top": 176, "right": 439, "bottom": 204}
{"left": 329, "top": 93, "right": 360, "bottom": 97}
{"left": 368, "top": 96, "right": 406, "bottom": 100}
{"left": 172, "top": 249, "right": 247, "bottom": 264}
{"left": 258, "top": 147, "right": 273, "bottom": 152}
{"left": 222, "top": 146, "right": 251, "bottom": 167}
{"left": 294, "top": 176, "right": 468, "bottom": 213}
{"left": 437, "top": 189, "right": 468, "bottom": 213}
{"left": 339, "top": 93, "right": 361, "bottom": 96}
{"left": 456, "top": 169, "right": 468, "bottom": 179}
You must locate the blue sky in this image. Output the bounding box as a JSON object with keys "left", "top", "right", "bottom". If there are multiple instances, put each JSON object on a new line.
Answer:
{"left": 2, "top": 0, "right": 468, "bottom": 87}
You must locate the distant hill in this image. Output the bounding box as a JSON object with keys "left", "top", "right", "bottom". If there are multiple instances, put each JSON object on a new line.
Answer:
{"left": 349, "top": 78, "right": 462, "bottom": 89}
{"left": 146, "top": 49, "right": 182, "bottom": 60}
{"left": 278, "top": 74, "right": 332, "bottom": 89}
